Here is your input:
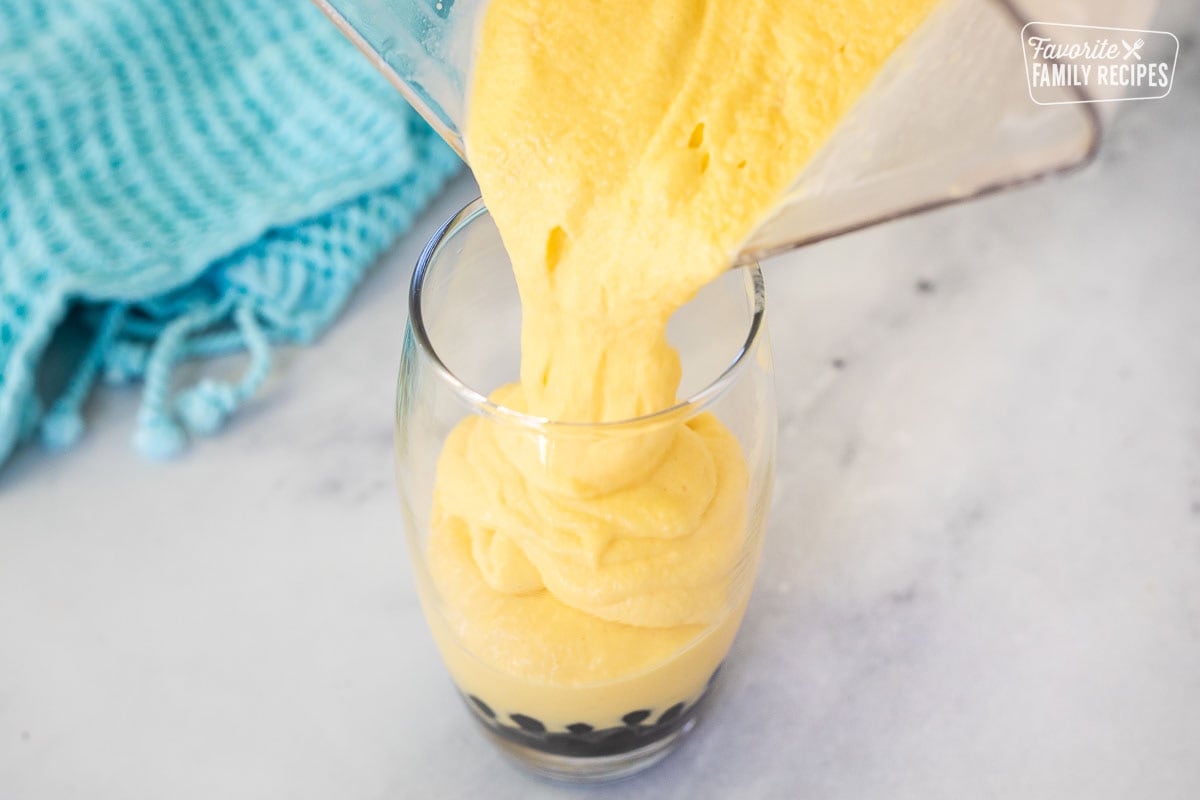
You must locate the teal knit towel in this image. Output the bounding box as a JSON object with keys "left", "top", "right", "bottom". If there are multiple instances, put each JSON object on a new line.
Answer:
{"left": 0, "top": 0, "right": 461, "bottom": 468}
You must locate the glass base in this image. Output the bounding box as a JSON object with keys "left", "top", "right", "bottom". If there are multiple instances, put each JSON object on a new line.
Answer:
{"left": 462, "top": 672, "right": 719, "bottom": 784}
{"left": 484, "top": 714, "right": 697, "bottom": 783}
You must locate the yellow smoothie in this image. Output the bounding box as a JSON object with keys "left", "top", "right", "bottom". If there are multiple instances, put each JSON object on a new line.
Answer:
{"left": 422, "top": 0, "right": 937, "bottom": 728}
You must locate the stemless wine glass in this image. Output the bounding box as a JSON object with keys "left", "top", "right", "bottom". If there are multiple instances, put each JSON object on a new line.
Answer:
{"left": 394, "top": 198, "right": 777, "bottom": 782}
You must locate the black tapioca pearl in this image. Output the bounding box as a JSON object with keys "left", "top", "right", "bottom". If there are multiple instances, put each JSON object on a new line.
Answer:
{"left": 595, "top": 727, "right": 639, "bottom": 752}
{"left": 566, "top": 723, "right": 593, "bottom": 735}
{"left": 468, "top": 695, "right": 495, "bottom": 718}
{"left": 622, "top": 709, "right": 652, "bottom": 726}
{"left": 509, "top": 713, "right": 546, "bottom": 733}
{"left": 657, "top": 702, "right": 686, "bottom": 726}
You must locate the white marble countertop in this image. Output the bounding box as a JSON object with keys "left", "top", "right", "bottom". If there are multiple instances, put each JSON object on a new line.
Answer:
{"left": 3, "top": 10, "right": 1199, "bottom": 798}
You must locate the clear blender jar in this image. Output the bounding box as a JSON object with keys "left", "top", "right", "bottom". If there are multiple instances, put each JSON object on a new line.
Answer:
{"left": 311, "top": 0, "right": 1160, "bottom": 260}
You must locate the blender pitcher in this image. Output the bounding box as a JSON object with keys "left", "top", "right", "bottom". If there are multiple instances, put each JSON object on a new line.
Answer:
{"left": 310, "top": 0, "right": 1161, "bottom": 258}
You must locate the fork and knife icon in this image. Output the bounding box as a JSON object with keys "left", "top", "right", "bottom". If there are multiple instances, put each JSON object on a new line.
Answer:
{"left": 1122, "top": 38, "right": 1145, "bottom": 60}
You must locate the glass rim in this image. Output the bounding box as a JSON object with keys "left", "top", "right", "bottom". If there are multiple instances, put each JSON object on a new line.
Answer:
{"left": 407, "top": 197, "right": 766, "bottom": 432}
